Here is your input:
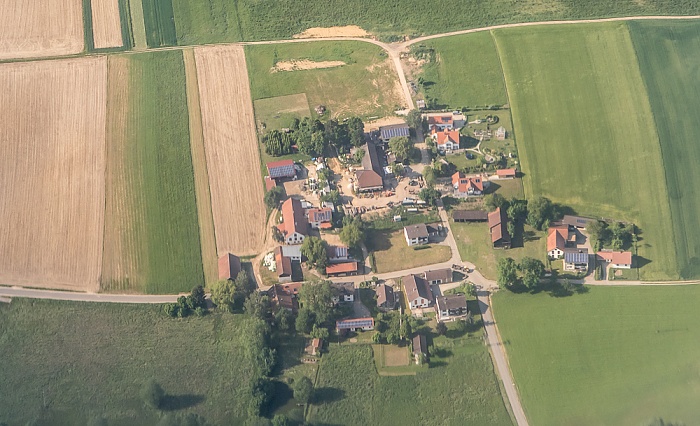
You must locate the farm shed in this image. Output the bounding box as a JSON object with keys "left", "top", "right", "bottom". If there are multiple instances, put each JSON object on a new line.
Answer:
{"left": 453, "top": 210, "right": 488, "bottom": 222}
{"left": 326, "top": 262, "right": 359, "bottom": 277}
{"left": 488, "top": 207, "right": 511, "bottom": 249}
{"left": 267, "top": 159, "right": 296, "bottom": 179}
{"left": 218, "top": 253, "right": 241, "bottom": 280}
{"left": 336, "top": 317, "right": 374, "bottom": 332}
{"left": 496, "top": 168, "right": 516, "bottom": 179}
{"left": 379, "top": 123, "right": 410, "bottom": 141}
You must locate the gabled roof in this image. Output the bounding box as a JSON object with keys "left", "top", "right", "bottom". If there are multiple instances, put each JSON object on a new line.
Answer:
{"left": 308, "top": 207, "right": 332, "bottom": 223}
{"left": 434, "top": 129, "right": 460, "bottom": 147}
{"left": 561, "top": 215, "right": 596, "bottom": 228}
{"left": 427, "top": 115, "right": 453, "bottom": 126}
{"left": 267, "top": 159, "right": 295, "bottom": 178}
{"left": 264, "top": 175, "right": 277, "bottom": 191}
{"left": 453, "top": 210, "right": 488, "bottom": 221}
{"left": 596, "top": 250, "right": 633, "bottom": 265}
{"left": 413, "top": 334, "right": 427, "bottom": 356}
{"left": 281, "top": 198, "right": 308, "bottom": 236}
{"left": 423, "top": 268, "right": 452, "bottom": 283}
{"left": 361, "top": 141, "right": 384, "bottom": 176}
{"left": 326, "top": 262, "right": 358, "bottom": 275}
{"left": 327, "top": 245, "right": 349, "bottom": 259}
{"left": 274, "top": 246, "right": 293, "bottom": 277}
{"left": 451, "top": 172, "right": 483, "bottom": 193}
{"left": 218, "top": 253, "right": 241, "bottom": 280}
{"left": 379, "top": 123, "right": 410, "bottom": 140}
{"left": 488, "top": 207, "right": 510, "bottom": 244}
{"left": 435, "top": 294, "right": 467, "bottom": 312}
{"left": 403, "top": 274, "right": 433, "bottom": 302}
{"left": 496, "top": 168, "right": 516, "bottom": 177}
{"left": 564, "top": 248, "right": 589, "bottom": 264}
{"left": 355, "top": 169, "right": 383, "bottom": 189}
{"left": 547, "top": 226, "right": 569, "bottom": 252}
{"left": 375, "top": 284, "right": 394, "bottom": 306}
{"left": 404, "top": 223, "right": 429, "bottom": 239}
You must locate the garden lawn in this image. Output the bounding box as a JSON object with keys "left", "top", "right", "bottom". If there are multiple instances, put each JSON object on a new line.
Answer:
{"left": 629, "top": 20, "right": 700, "bottom": 280}
{"left": 0, "top": 299, "right": 263, "bottom": 425}
{"left": 102, "top": 51, "right": 203, "bottom": 294}
{"left": 494, "top": 23, "right": 676, "bottom": 280}
{"left": 246, "top": 41, "right": 404, "bottom": 120}
{"left": 369, "top": 230, "right": 451, "bottom": 273}
{"left": 452, "top": 221, "right": 545, "bottom": 280}
{"left": 169, "top": 0, "right": 700, "bottom": 44}
{"left": 414, "top": 31, "right": 508, "bottom": 108}
{"left": 493, "top": 285, "right": 700, "bottom": 426}
{"left": 308, "top": 323, "right": 512, "bottom": 425}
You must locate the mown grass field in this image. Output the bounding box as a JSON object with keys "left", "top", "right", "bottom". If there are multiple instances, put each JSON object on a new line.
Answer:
{"left": 246, "top": 41, "right": 405, "bottom": 120}
{"left": 0, "top": 299, "right": 260, "bottom": 425}
{"left": 493, "top": 285, "right": 700, "bottom": 426}
{"left": 413, "top": 31, "right": 508, "bottom": 108}
{"left": 253, "top": 93, "right": 311, "bottom": 133}
{"left": 169, "top": 0, "right": 700, "bottom": 44}
{"left": 629, "top": 20, "right": 700, "bottom": 279}
{"left": 494, "top": 23, "right": 676, "bottom": 280}
{"left": 102, "top": 51, "right": 203, "bottom": 294}
{"left": 369, "top": 230, "right": 452, "bottom": 273}
{"left": 308, "top": 322, "right": 512, "bottom": 425}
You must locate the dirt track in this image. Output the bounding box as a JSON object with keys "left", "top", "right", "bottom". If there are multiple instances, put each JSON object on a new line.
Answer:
{"left": 90, "top": 0, "right": 123, "bottom": 48}
{"left": 194, "top": 45, "right": 266, "bottom": 257}
{"left": 0, "top": 57, "right": 107, "bottom": 291}
{"left": 0, "top": 0, "right": 84, "bottom": 59}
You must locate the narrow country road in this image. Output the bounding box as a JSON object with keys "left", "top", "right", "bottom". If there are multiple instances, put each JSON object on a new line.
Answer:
{"left": 0, "top": 287, "right": 181, "bottom": 304}
{"left": 477, "top": 290, "right": 529, "bottom": 426}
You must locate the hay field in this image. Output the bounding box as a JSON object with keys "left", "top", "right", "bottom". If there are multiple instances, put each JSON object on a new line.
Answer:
{"left": 195, "top": 45, "right": 266, "bottom": 256}
{"left": 630, "top": 20, "right": 700, "bottom": 279}
{"left": 494, "top": 23, "right": 676, "bottom": 280}
{"left": 102, "top": 52, "right": 203, "bottom": 294}
{"left": 0, "top": 0, "right": 83, "bottom": 59}
{"left": 90, "top": 0, "right": 123, "bottom": 48}
{"left": 0, "top": 57, "right": 107, "bottom": 291}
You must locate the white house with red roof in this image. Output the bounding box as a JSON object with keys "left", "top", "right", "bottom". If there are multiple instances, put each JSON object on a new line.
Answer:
{"left": 279, "top": 198, "right": 308, "bottom": 245}
{"left": 597, "top": 250, "right": 633, "bottom": 269}
{"left": 451, "top": 172, "right": 487, "bottom": 197}
{"left": 432, "top": 128, "right": 460, "bottom": 152}
{"left": 307, "top": 207, "right": 333, "bottom": 229}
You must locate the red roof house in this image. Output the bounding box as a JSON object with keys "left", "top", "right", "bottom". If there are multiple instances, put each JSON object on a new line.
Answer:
{"left": 279, "top": 198, "right": 308, "bottom": 244}
{"left": 496, "top": 168, "right": 516, "bottom": 179}
{"left": 218, "top": 253, "right": 241, "bottom": 280}
{"left": 452, "top": 172, "right": 485, "bottom": 197}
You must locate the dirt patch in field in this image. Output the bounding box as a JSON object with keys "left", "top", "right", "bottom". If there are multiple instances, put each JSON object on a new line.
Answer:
{"left": 383, "top": 345, "right": 410, "bottom": 367}
{"left": 0, "top": 57, "right": 107, "bottom": 291}
{"left": 293, "top": 25, "right": 369, "bottom": 39}
{"left": 272, "top": 60, "right": 346, "bottom": 72}
{"left": 0, "top": 0, "right": 84, "bottom": 59}
{"left": 183, "top": 48, "right": 218, "bottom": 285}
{"left": 363, "top": 116, "right": 407, "bottom": 132}
{"left": 91, "top": 0, "right": 123, "bottom": 48}
{"left": 195, "top": 45, "right": 266, "bottom": 256}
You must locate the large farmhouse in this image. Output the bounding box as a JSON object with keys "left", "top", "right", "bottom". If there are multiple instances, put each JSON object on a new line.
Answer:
{"left": 354, "top": 140, "right": 384, "bottom": 192}
{"left": 266, "top": 159, "right": 296, "bottom": 180}
{"left": 279, "top": 198, "right": 308, "bottom": 245}
{"left": 432, "top": 128, "right": 460, "bottom": 152}
{"left": 547, "top": 225, "right": 576, "bottom": 259}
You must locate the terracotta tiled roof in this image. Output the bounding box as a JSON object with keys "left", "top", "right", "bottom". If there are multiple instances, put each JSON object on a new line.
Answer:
{"left": 496, "top": 168, "right": 516, "bottom": 177}
{"left": 434, "top": 129, "right": 460, "bottom": 147}
{"left": 281, "top": 198, "right": 308, "bottom": 236}
{"left": 597, "top": 250, "right": 632, "bottom": 264}
{"left": 218, "top": 253, "right": 241, "bottom": 280}
{"left": 326, "top": 262, "right": 358, "bottom": 275}
{"left": 488, "top": 207, "right": 510, "bottom": 245}
{"left": 274, "top": 246, "right": 293, "bottom": 276}
{"left": 355, "top": 169, "right": 383, "bottom": 189}
{"left": 451, "top": 172, "right": 483, "bottom": 193}
{"left": 547, "top": 226, "right": 569, "bottom": 252}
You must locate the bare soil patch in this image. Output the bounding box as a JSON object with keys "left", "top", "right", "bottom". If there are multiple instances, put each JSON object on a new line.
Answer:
{"left": 363, "top": 116, "right": 407, "bottom": 132}
{"left": 293, "top": 25, "right": 369, "bottom": 38}
{"left": 0, "top": 57, "right": 107, "bottom": 291}
{"left": 0, "top": 0, "right": 83, "bottom": 59}
{"left": 272, "top": 60, "right": 346, "bottom": 72}
{"left": 194, "top": 45, "right": 266, "bottom": 256}
{"left": 91, "top": 0, "right": 123, "bottom": 48}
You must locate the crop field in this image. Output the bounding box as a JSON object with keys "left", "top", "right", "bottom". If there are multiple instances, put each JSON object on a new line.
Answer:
{"left": 308, "top": 325, "right": 512, "bottom": 424}
{"left": 195, "top": 45, "right": 267, "bottom": 257}
{"left": 0, "top": 299, "right": 264, "bottom": 425}
{"left": 102, "top": 51, "right": 203, "bottom": 294}
{"left": 413, "top": 31, "right": 508, "bottom": 108}
{"left": 246, "top": 41, "right": 405, "bottom": 120}
{"left": 493, "top": 285, "right": 700, "bottom": 425}
{"left": 494, "top": 23, "right": 676, "bottom": 280}
{"left": 90, "top": 0, "right": 124, "bottom": 48}
{"left": 0, "top": 0, "right": 83, "bottom": 59}
{"left": 0, "top": 57, "right": 107, "bottom": 292}
{"left": 141, "top": 0, "right": 177, "bottom": 47}
{"left": 168, "top": 0, "right": 700, "bottom": 44}
{"left": 629, "top": 20, "right": 700, "bottom": 280}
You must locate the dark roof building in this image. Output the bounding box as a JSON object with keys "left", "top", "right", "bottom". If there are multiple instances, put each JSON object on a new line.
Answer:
{"left": 355, "top": 169, "right": 383, "bottom": 191}
{"left": 453, "top": 210, "right": 488, "bottom": 222}
{"left": 336, "top": 317, "right": 374, "bottom": 331}
{"left": 423, "top": 268, "right": 452, "bottom": 285}
{"left": 561, "top": 215, "right": 596, "bottom": 229}
{"left": 361, "top": 141, "right": 385, "bottom": 177}
{"left": 375, "top": 284, "right": 395, "bottom": 310}
{"left": 404, "top": 274, "right": 434, "bottom": 309}
{"left": 379, "top": 123, "right": 410, "bottom": 141}
{"left": 218, "top": 253, "right": 241, "bottom": 281}
{"left": 404, "top": 223, "right": 429, "bottom": 240}
{"left": 413, "top": 334, "right": 427, "bottom": 357}
{"left": 435, "top": 294, "right": 469, "bottom": 321}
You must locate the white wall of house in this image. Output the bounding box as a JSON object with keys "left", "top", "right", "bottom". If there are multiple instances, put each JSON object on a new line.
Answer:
{"left": 410, "top": 297, "right": 430, "bottom": 309}
{"left": 285, "top": 232, "right": 305, "bottom": 245}
{"left": 548, "top": 248, "right": 563, "bottom": 259}
{"left": 612, "top": 262, "right": 631, "bottom": 269}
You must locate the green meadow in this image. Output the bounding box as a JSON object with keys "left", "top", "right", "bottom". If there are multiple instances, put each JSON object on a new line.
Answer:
{"left": 494, "top": 23, "right": 676, "bottom": 280}
{"left": 493, "top": 285, "right": 700, "bottom": 425}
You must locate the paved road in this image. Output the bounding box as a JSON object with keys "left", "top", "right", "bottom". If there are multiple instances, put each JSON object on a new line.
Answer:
{"left": 0, "top": 287, "right": 181, "bottom": 304}
{"left": 477, "top": 290, "right": 529, "bottom": 426}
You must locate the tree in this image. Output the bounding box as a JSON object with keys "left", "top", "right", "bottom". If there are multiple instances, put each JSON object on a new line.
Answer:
{"left": 310, "top": 324, "right": 330, "bottom": 340}
{"left": 244, "top": 292, "right": 270, "bottom": 320}
{"left": 339, "top": 220, "right": 364, "bottom": 249}
{"left": 497, "top": 257, "right": 518, "bottom": 289}
{"left": 422, "top": 165, "right": 437, "bottom": 187}
{"left": 507, "top": 221, "right": 516, "bottom": 240}
{"left": 301, "top": 236, "right": 328, "bottom": 271}
{"left": 346, "top": 117, "right": 365, "bottom": 147}
{"left": 484, "top": 193, "right": 508, "bottom": 211}
{"left": 293, "top": 376, "right": 314, "bottom": 405}
{"left": 295, "top": 307, "right": 315, "bottom": 334}
{"left": 274, "top": 308, "right": 294, "bottom": 332}
{"left": 527, "top": 197, "right": 554, "bottom": 230}
{"left": 586, "top": 220, "right": 607, "bottom": 246}
{"left": 298, "top": 281, "right": 335, "bottom": 325}
{"left": 419, "top": 187, "right": 441, "bottom": 206}
{"left": 392, "top": 163, "right": 405, "bottom": 176}
{"left": 507, "top": 198, "right": 528, "bottom": 222}
{"left": 320, "top": 189, "right": 341, "bottom": 205}
{"left": 399, "top": 317, "right": 412, "bottom": 340}
{"left": 264, "top": 130, "right": 294, "bottom": 156}
{"left": 140, "top": 379, "right": 165, "bottom": 410}
{"left": 272, "top": 226, "right": 284, "bottom": 243}
{"left": 317, "top": 166, "right": 333, "bottom": 184}
{"left": 272, "top": 415, "right": 292, "bottom": 426}
{"left": 249, "top": 378, "right": 275, "bottom": 417}
{"left": 189, "top": 286, "right": 206, "bottom": 310}
{"left": 389, "top": 136, "right": 414, "bottom": 162}
{"left": 298, "top": 130, "right": 327, "bottom": 156}
{"left": 406, "top": 109, "right": 424, "bottom": 132}
{"left": 436, "top": 321, "right": 447, "bottom": 336}
{"left": 264, "top": 186, "right": 284, "bottom": 210}
{"left": 519, "top": 257, "right": 545, "bottom": 290}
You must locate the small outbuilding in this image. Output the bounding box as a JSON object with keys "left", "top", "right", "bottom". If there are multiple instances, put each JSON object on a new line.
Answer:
{"left": 218, "top": 253, "right": 241, "bottom": 281}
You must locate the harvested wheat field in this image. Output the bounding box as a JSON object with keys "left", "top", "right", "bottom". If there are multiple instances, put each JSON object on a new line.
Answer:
{"left": 194, "top": 45, "right": 266, "bottom": 256}
{"left": 0, "top": 57, "right": 107, "bottom": 291}
{"left": 0, "top": 0, "right": 84, "bottom": 59}
{"left": 90, "top": 0, "right": 123, "bottom": 48}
